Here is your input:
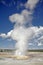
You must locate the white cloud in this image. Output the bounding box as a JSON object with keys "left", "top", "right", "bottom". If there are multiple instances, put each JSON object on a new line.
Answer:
{"left": 0, "top": 33, "right": 7, "bottom": 38}
{"left": 31, "top": 26, "right": 43, "bottom": 47}
{"left": 0, "top": 30, "right": 13, "bottom": 38}
{"left": 38, "top": 43, "right": 43, "bottom": 46}
{"left": 7, "top": 30, "right": 13, "bottom": 37}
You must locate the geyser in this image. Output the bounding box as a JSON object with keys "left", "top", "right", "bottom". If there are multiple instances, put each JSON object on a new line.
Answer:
{"left": 11, "top": 26, "right": 34, "bottom": 59}
{"left": 9, "top": 0, "right": 39, "bottom": 59}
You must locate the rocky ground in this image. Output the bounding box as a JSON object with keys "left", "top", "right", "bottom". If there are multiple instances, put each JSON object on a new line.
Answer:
{"left": 0, "top": 52, "right": 43, "bottom": 65}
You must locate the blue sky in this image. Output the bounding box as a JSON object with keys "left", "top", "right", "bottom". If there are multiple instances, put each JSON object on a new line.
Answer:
{"left": 0, "top": 0, "right": 43, "bottom": 49}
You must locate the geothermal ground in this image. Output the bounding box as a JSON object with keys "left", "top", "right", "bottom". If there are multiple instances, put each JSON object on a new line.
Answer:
{"left": 0, "top": 52, "right": 43, "bottom": 65}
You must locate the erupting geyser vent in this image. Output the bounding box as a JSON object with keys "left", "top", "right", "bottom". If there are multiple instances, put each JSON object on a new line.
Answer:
{"left": 13, "top": 51, "right": 29, "bottom": 60}
{"left": 9, "top": 0, "right": 39, "bottom": 60}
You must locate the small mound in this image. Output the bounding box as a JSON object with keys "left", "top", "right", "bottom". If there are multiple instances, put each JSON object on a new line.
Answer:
{"left": 11, "top": 55, "right": 29, "bottom": 60}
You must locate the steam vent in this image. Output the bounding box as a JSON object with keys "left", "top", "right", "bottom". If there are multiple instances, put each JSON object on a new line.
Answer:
{"left": 11, "top": 55, "right": 29, "bottom": 60}
{"left": 11, "top": 50, "right": 29, "bottom": 60}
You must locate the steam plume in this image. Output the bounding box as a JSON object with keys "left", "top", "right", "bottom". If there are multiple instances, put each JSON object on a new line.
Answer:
{"left": 9, "top": 0, "right": 39, "bottom": 56}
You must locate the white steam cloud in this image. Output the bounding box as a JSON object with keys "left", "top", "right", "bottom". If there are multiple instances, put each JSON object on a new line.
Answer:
{"left": 25, "top": 0, "right": 39, "bottom": 10}
{"left": 11, "top": 26, "right": 35, "bottom": 55}
{"left": 0, "top": 0, "right": 40, "bottom": 56}
{"left": 9, "top": 10, "right": 32, "bottom": 26}
{"left": 9, "top": 0, "right": 39, "bottom": 56}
